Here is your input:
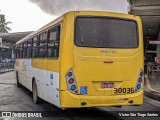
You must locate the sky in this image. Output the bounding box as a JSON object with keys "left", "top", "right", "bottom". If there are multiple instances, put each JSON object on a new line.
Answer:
{"left": 0, "top": 0, "right": 55, "bottom": 33}
{"left": 0, "top": 0, "right": 129, "bottom": 33}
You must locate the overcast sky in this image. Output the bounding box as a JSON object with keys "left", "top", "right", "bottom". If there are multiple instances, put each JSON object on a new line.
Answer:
{"left": 0, "top": 0, "right": 129, "bottom": 33}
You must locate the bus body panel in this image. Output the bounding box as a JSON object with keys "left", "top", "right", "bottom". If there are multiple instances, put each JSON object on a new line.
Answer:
{"left": 15, "top": 17, "right": 63, "bottom": 107}
{"left": 15, "top": 58, "right": 61, "bottom": 107}
{"left": 31, "top": 59, "right": 60, "bottom": 106}
{"left": 60, "top": 11, "right": 144, "bottom": 108}
{"left": 59, "top": 12, "right": 75, "bottom": 91}
{"left": 60, "top": 90, "right": 143, "bottom": 108}
{"left": 73, "top": 48, "right": 143, "bottom": 96}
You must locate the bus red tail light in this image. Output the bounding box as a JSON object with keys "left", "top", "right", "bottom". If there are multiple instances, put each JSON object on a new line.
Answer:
{"left": 66, "top": 69, "right": 78, "bottom": 94}
{"left": 69, "top": 78, "right": 74, "bottom": 84}
{"left": 138, "top": 78, "right": 142, "bottom": 83}
{"left": 135, "top": 69, "right": 143, "bottom": 92}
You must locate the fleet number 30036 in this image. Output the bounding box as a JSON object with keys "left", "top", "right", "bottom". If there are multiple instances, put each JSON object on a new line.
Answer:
{"left": 114, "top": 87, "right": 134, "bottom": 94}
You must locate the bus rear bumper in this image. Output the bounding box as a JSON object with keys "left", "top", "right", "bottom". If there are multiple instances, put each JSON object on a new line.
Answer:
{"left": 60, "top": 90, "right": 143, "bottom": 108}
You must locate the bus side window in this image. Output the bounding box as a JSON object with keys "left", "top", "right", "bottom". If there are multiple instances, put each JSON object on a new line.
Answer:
{"left": 38, "top": 32, "right": 47, "bottom": 58}
{"left": 15, "top": 46, "right": 19, "bottom": 59}
{"left": 47, "top": 26, "right": 60, "bottom": 58}
{"left": 17, "top": 45, "right": 20, "bottom": 59}
{"left": 20, "top": 43, "right": 23, "bottom": 59}
{"left": 27, "top": 39, "right": 32, "bottom": 58}
{"left": 23, "top": 41, "right": 27, "bottom": 59}
{"left": 14, "top": 46, "right": 17, "bottom": 59}
{"left": 32, "top": 36, "right": 38, "bottom": 58}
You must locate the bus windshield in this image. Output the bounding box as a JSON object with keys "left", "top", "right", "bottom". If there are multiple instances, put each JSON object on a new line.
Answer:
{"left": 75, "top": 17, "right": 138, "bottom": 48}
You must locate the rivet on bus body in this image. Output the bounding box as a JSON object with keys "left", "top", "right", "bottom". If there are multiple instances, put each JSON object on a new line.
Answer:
{"left": 56, "top": 94, "right": 58, "bottom": 98}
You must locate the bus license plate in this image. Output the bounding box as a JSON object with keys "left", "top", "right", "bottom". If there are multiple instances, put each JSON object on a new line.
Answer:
{"left": 101, "top": 82, "right": 114, "bottom": 88}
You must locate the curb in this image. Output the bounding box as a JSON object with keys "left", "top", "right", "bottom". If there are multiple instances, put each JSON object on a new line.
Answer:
{"left": 144, "top": 74, "right": 160, "bottom": 101}
{"left": 0, "top": 70, "right": 14, "bottom": 74}
{"left": 144, "top": 87, "right": 160, "bottom": 101}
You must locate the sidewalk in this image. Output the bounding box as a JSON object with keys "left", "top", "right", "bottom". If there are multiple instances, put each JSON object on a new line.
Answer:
{"left": 0, "top": 71, "right": 16, "bottom": 84}
{"left": 144, "top": 74, "right": 160, "bottom": 101}
{"left": 0, "top": 68, "right": 14, "bottom": 74}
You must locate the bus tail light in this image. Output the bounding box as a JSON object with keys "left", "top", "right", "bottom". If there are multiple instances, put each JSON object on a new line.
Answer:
{"left": 135, "top": 69, "right": 143, "bottom": 92}
{"left": 69, "top": 78, "right": 74, "bottom": 84}
{"left": 67, "top": 72, "right": 72, "bottom": 77}
{"left": 66, "top": 69, "right": 78, "bottom": 94}
{"left": 138, "top": 78, "right": 142, "bottom": 83}
{"left": 140, "top": 72, "right": 143, "bottom": 76}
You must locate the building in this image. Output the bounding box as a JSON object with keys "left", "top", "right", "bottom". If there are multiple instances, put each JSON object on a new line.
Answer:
{"left": 0, "top": 31, "right": 32, "bottom": 62}
{"left": 129, "top": 0, "right": 160, "bottom": 62}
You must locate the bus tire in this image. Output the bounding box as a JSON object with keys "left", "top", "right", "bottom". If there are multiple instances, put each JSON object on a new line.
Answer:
{"left": 16, "top": 72, "right": 21, "bottom": 88}
{"left": 32, "top": 80, "right": 40, "bottom": 104}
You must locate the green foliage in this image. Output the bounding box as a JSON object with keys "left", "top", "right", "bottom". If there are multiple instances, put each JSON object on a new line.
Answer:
{"left": 0, "top": 13, "right": 12, "bottom": 33}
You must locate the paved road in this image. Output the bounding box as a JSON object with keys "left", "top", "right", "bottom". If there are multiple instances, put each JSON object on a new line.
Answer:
{"left": 0, "top": 72, "right": 160, "bottom": 120}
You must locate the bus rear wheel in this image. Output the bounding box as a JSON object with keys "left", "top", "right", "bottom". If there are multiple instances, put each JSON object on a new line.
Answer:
{"left": 16, "top": 72, "right": 21, "bottom": 88}
{"left": 32, "top": 80, "right": 40, "bottom": 104}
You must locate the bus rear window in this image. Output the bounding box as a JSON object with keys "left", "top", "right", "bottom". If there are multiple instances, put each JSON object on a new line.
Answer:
{"left": 75, "top": 17, "right": 138, "bottom": 48}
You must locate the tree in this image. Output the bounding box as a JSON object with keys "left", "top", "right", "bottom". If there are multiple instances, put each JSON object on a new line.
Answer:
{"left": 0, "top": 13, "right": 12, "bottom": 33}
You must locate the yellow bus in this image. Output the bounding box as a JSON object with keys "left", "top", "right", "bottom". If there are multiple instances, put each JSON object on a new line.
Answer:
{"left": 14, "top": 11, "right": 144, "bottom": 108}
